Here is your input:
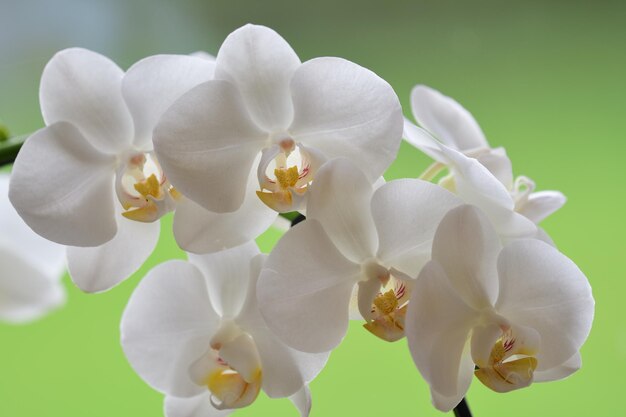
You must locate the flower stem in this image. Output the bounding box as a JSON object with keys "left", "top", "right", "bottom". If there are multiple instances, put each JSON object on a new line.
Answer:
{"left": 418, "top": 161, "right": 445, "bottom": 181}
{"left": 0, "top": 134, "right": 27, "bottom": 167}
{"left": 453, "top": 397, "right": 472, "bottom": 417}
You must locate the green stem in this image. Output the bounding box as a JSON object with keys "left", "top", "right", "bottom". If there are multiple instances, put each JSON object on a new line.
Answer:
{"left": 0, "top": 135, "right": 27, "bottom": 167}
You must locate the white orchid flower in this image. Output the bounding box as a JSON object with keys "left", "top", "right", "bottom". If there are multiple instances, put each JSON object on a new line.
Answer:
{"left": 0, "top": 173, "right": 65, "bottom": 323}
{"left": 406, "top": 204, "right": 594, "bottom": 411}
{"left": 9, "top": 48, "right": 275, "bottom": 292}
{"left": 257, "top": 158, "right": 464, "bottom": 353}
{"left": 153, "top": 24, "right": 403, "bottom": 215}
{"left": 121, "top": 242, "right": 327, "bottom": 416}
{"left": 403, "top": 85, "right": 566, "bottom": 225}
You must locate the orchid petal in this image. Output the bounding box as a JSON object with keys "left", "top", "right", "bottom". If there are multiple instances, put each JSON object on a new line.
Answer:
{"left": 432, "top": 205, "right": 502, "bottom": 309}
{"left": 40, "top": 48, "right": 133, "bottom": 154}
{"left": 0, "top": 245, "right": 65, "bottom": 323}
{"left": 372, "top": 179, "right": 463, "bottom": 277}
{"left": 153, "top": 80, "right": 268, "bottom": 213}
{"left": 289, "top": 385, "right": 312, "bottom": 417}
{"left": 9, "top": 122, "right": 117, "bottom": 246}
{"left": 534, "top": 352, "right": 581, "bottom": 382}
{"left": 402, "top": 118, "right": 446, "bottom": 162}
{"left": 307, "top": 158, "right": 377, "bottom": 263}
{"left": 188, "top": 241, "right": 260, "bottom": 318}
{"left": 67, "top": 214, "right": 159, "bottom": 293}
{"left": 290, "top": 57, "right": 403, "bottom": 181}
{"left": 406, "top": 260, "right": 477, "bottom": 411}
{"left": 496, "top": 239, "right": 594, "bottom": 371}
{"left": 410, "top": 85, "right": 488, "bottom": 151}
{"left": 517, "top": 191, "right": 566, "bottom": 224}
{"left": 173, "top": 178, "right": 276, "bottom": 254}
{"left": 257, "top": 219, "right": 362, "bottom": 353}
{"left": 476, "top": 148, "right": 513, "bottom": 190}
{"left": 0, "top": 174, "right": 65, "bottom": 278}
{"left": 122, "top": 54, "right": 215, "bottom": 149}
{"left": 215, "top": 24, "right": 300, "bottom": 131}
{"left": 164, "top": 393, "right": 231, "bottom": 417}
{"left": 121, "top": 260, "right": 220, "bottom": 397}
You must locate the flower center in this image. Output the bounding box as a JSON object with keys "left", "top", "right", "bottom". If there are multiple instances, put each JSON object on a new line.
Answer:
{"left": 256, "top": 140, "right": 323, "bottom": 212}
{"left": 363, "top": 272, "right": 411, "bottom": 342}
{"left": 205, "top": 356, "right": 262, "bottom": 410}
{"left": 115, "top": 152, "right": 180, "bottom": 222}
{"left": 474, "top": 328, "right": 538, "bottom": 393}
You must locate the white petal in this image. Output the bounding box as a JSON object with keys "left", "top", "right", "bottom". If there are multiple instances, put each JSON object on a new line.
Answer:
{"left": 476, "top": 147, "right": 513, "bottom": 190}
{"left": 164, "top": 394, "right": 232, "bottom": 417}
{"left": 9, "top": 122, "right": 117, "bottom": 246}
{"left": 410, "top": 85, "right": 488, "bottom": 151}
{"left": 289, "top": 57, "right": 403, "bottom": 182}
{"left": 402, "top": 118, "right": 446, "bottom": 162}
{"left": 431, "top": 205, "right": 502, "bottom": 309}
{"left": 306, "top": 158, "right": 378, "bottom": 263}
{"left": 496, "top": 239, "right": 594, "bottom": 371}
{"left": 122, "top": 54, "right": 216, "bottom": 149}
{"left": 67, "top": 214, "right": 159, "bottom": 293}
{"left": 190, "top": 51, "right": 216, "bottom": 62}
{"left": 40, "top": 48, "right": 133, "bottom": 154}
{"left": 121, "top": 260, "right": 220, "bottom": 397}
{"left": 289, "top": 385, "right": 312, "bottom": 417}
{"left": 188, "top": 241, "right": 260, "bottom": 318}
{"left": 406, "top": 260, "right": 477, "bottom": 411}
{"left": 215, "top": 24, "right": 300, "bottom": 131}
{"left": 0, "top": 244, "right": 66, "bottom": 323}
{"left": 173, "top": 175, "right": 276, "bottom": 254}
{"left": 517, "top": 191, "right": 566, "bottom": 224}
{"left": 153, "top": 80, "right": 268, "bottom": 213}
{"left": 372, "top": 179, "right": 463, "bottom": 277}
{"left": 0, "top": 174, "right": 65, "bottom": 278}
{"left": 534, "top": 352, "right": 581, "bottom": 382}
{"left": 442, "top": 146, "right": 537, "bottom": 238}
{"left": 257, "top": 219, "right": 362, "bottom": 353}
{"left": 250, "top": 326, "right": 329, "bottom": 398}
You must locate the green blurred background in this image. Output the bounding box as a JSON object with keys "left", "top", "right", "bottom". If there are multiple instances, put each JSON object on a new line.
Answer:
{"left": 1, "top": 0, "right": 624, "bottom": 416}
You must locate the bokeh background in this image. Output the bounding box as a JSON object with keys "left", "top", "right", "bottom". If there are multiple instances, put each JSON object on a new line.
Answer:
{"left": 1, "top": 0, "right": 624, "bottom": 416}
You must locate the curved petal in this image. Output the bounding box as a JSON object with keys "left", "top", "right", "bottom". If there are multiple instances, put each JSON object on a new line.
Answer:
{"left": 250, "top": 326, "right": 329, "bottom": 398}
{"left": 517, "top": 191, "right": 566, "bottom": 224}
{"left": 164, "top": 393, "right": 232, "bottom": 417}
{"left": 257, "top": 219, "right": 362, "bottom": 353}
{"left": 67, "top": 215, "right": 160, "bottom": 293}
{"left": 0, "top": 174, "right": 65, "bottom": 278}
{"left": 431, "top": 205, "right": 502, "bottom": 309}
{"left": 442, "top": 146, "right": 537, "bottom": 238}
{"left": 289, "top": 385, "right": 312, "bottom": 417}
{"left": 121, "top": 260, "right": 220, "bottom": 397}
{"left": 9, "top": 122, "right": 117, "bottom": 246}
{"left": 215, "top": 24, "right": 300, "bottom": 131}
{"left": 406, "top": 261, "right": 478, "bottom": 412}
{"left": 153, "top": 80, "right": 268, "bottom": 213}
{"left": 0, "top": 245, "right": 66, "bottom": 323}
{"left": 372, "top": 179, "right": 463, "bottom": 277}
{"left": 40, "top": 48, "right": 133, "bottom": 154}
{"left": 402, "top": 118, "right": 446, "bottom": 162}
{"left": 496, "top": 239, "right": 594, "bottom": 371}
{"left": 122, "top": 54, "right": 216, "bottom": 149}
{"left": 173, "top": 173, "right": 276, "bottom": 254}
{"left": 188, "top": 241, "right": 260, "bottom": 318}
{"left": 534, "top": 351, "right": 581, "bottom": 382}
{"left": 410, "top": 85, "right": 488, "bottom": 151}
{"left": 476, "top": 147, "right": 513, "bottom": 190}
{"left": 289, "top": 57, "right": 403, "bottom": 181}
{"left": 306, "top": 158, "right": 378, "bottom": 263}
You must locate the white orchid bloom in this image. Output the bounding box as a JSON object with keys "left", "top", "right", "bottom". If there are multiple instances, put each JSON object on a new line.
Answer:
{"left": 406, "top": 204, "right": 594, "bottom": 411}
{"left": 9, "top": 48, "right": 274, "bottom": 292}
{"left": 121, "top": 242, "right": 327, "bottom": 416}
{"left": 403, "top": 85, "right": 566, "bottom": 224}
{"left": 0, "top": 173, "right": 65, "bottom": 323}
{"left": 257, "top": 158, "right": 464, "bottom": 353}
{"left": 153, "top": 24, "right": 403, "bottom": 215}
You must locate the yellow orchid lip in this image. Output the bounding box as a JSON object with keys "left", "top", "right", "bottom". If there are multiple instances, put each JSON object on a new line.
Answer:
{"left": 206, "top": 366, "right": 262, "bottom": 410}
{"left": 363, "top": 276, "right": 411, "bottom": 342}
